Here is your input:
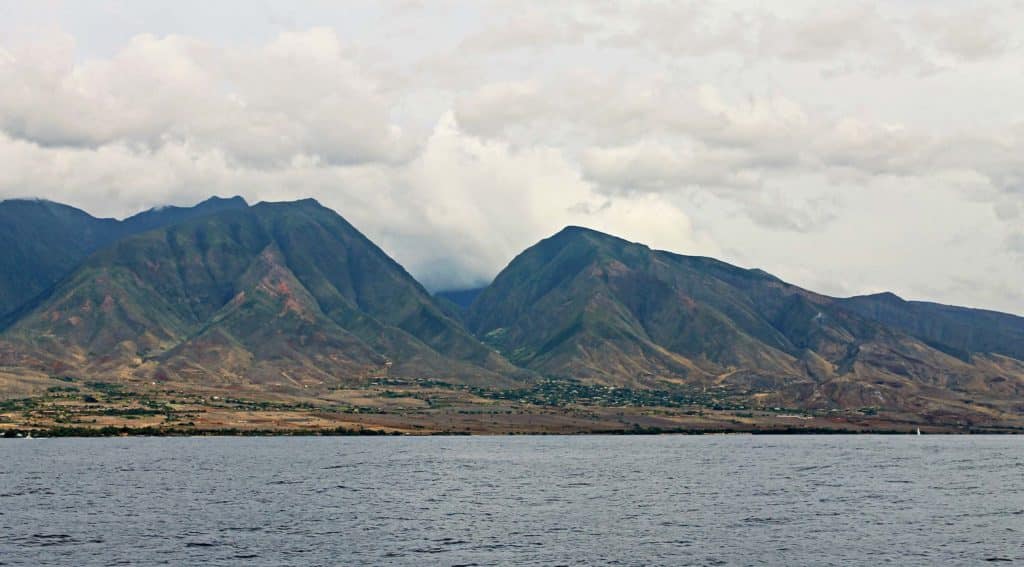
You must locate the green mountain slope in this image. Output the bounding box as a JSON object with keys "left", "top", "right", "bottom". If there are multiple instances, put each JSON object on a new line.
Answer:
{"left": 1, "top": 199, "right": 525, "bottom": 387}
{"left": 0, "top": 200, "right": 120, "bottom": 322}
{"left": 0, "top": 196, "right": 249, "bottom": 322}
{"left": 466, "top": 227, "right": 1024, "bottom": 411}
{"left": 837, "top": 292, "right": 1024, "bottom": 361}
{"left": 153, "top": 242, "right": 388, "bottom": 386}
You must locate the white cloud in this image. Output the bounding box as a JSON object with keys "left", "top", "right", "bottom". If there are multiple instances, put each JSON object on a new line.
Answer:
{"left": 580, "top": 140, "right": 760, "bottom": 193}
{"left": 341, "top": 114, "right": 709, "bottom": 290}
{"left": 0, "top": 28, "right": 413, "bottom": 166}
{"left": 1009, "top": 233, "right": 1024, "bottom": 257}
{"left": 914, "top": 4, "right": 1018, "bottom": 62}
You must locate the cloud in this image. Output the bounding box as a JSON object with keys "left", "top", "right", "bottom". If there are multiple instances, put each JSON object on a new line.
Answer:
{"left": 0, "top": 28, "right": 413, "bottom": 167}
{"left": 580, "top": 140, "right": 760, "bottom": 193}
{"left": 458, "top": 5, "right": 596, "bottom": 53}
{"left": 355, "top": 114, "right": 708, "bottom": 290}
{"left": 914, "top": 5, "right": 1018, "bottom": 62}
{"left": 1008, "top": 232, "right": 1024, "bottom": 257}
{"left": 472, "top": 1, "right": 955, "bottom": 74}
{"left": 754, "top": 4, "right": 929, "bottom": 72}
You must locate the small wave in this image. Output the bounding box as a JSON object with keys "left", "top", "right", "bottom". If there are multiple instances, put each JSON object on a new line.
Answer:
{"left": 315, "top": 484, "right": 356, "bottom": 493}
{"left": 14, "top": 534, "right": 78, "bottom": 547}
{"left": 411, "top": 547, "right": 449, "bottom": 554}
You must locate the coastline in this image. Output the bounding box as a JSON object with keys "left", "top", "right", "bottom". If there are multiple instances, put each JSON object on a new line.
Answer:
{"left": 4, "top": 424, "right": 1021, "bottom": 438}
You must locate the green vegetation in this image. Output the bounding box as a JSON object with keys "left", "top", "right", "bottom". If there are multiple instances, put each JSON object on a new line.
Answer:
{"left": 1, "top": 425, "right": 402, "bottom": 438}
{"left": 472, "top": 379, "right": 749, "bottom": 410}
{"left": 0, "top": 398, "right": 37, "bottom": 412}
{"left": 365, "top": 377, "right": 750, "bottom": 410}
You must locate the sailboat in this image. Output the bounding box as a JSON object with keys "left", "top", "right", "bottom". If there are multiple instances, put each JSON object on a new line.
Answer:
{"left": 916, "top": 427, "right": 921, "bottom": 436}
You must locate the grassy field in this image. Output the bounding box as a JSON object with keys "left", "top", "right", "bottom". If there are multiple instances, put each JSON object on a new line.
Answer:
{"left": 3, "top": 370, "right": 1021, "bottom": 436}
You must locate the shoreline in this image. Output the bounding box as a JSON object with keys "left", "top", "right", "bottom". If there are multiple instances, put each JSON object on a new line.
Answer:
{"left": 5, "top": 377, "right": 1022, "bottom": 437}
{"left": 4, "top": 425, "right": 1021, "bottom": 438}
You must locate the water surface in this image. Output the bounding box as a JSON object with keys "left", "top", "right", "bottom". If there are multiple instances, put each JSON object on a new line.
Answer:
{"left": 1, "top": 435, "right": 1021, "bottom": 565}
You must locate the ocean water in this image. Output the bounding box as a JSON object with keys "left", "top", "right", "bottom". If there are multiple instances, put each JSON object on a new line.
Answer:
{"left": 1, "top": 435, "right": 1021, "bottom": 566}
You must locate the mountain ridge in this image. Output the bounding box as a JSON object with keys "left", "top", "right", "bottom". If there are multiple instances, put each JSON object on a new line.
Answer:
{"left": 465, "top": 225, "right": 1024, "bottom": 417}
{"left": 0, "top": 197, "right": 527, "bottom": 390}
{"left": 1, "top": 196, "right": 1022, "bottom": 431}
{"left": 0, "top": 195, "right": 250, "bottom": 324}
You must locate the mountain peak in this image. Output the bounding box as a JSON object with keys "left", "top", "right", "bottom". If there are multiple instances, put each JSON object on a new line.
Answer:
{"left": 547, "top": 225, "right": 643, "bottom": 249}
{"left": 196, "top": 195, "right": 248, "bottom": 208}
{"left": 0, "top": 198, "right": 97, "bottom": 217}
{"left": 859, "top": 291, "right": 904, "bottom": 303}
{"left": 255, "top": 197, "right": 324, "bottom": 209}
{"left": 556, "top": 225, "right": 601, "bottom": 235}
{"left": 128, "top": 195, "right": 248, "bottom": 219}
{"left": 552, "top": 225, "right": 613, "bottom": 239}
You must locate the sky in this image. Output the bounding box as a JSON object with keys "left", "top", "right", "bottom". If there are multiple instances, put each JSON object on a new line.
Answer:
{"left": 1, "top": 1, "right": 1023, "bottom": 315}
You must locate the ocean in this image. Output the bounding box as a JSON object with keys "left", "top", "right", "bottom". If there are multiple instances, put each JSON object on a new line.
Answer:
{"left": 1, "top": 435, "right": 1021, "bottom": 565}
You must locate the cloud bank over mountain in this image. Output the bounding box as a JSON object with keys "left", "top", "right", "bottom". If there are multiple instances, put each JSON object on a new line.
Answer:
{"left": 1, "top": 1, "right": 1022, "bottom": 313}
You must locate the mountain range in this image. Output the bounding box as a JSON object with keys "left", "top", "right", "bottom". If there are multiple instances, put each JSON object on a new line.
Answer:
{"left": 467, "top": 227, "right": 1024, "bottom": 415}
{"left": 1, "top": 196, "right": 1022, "bottom": 428}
